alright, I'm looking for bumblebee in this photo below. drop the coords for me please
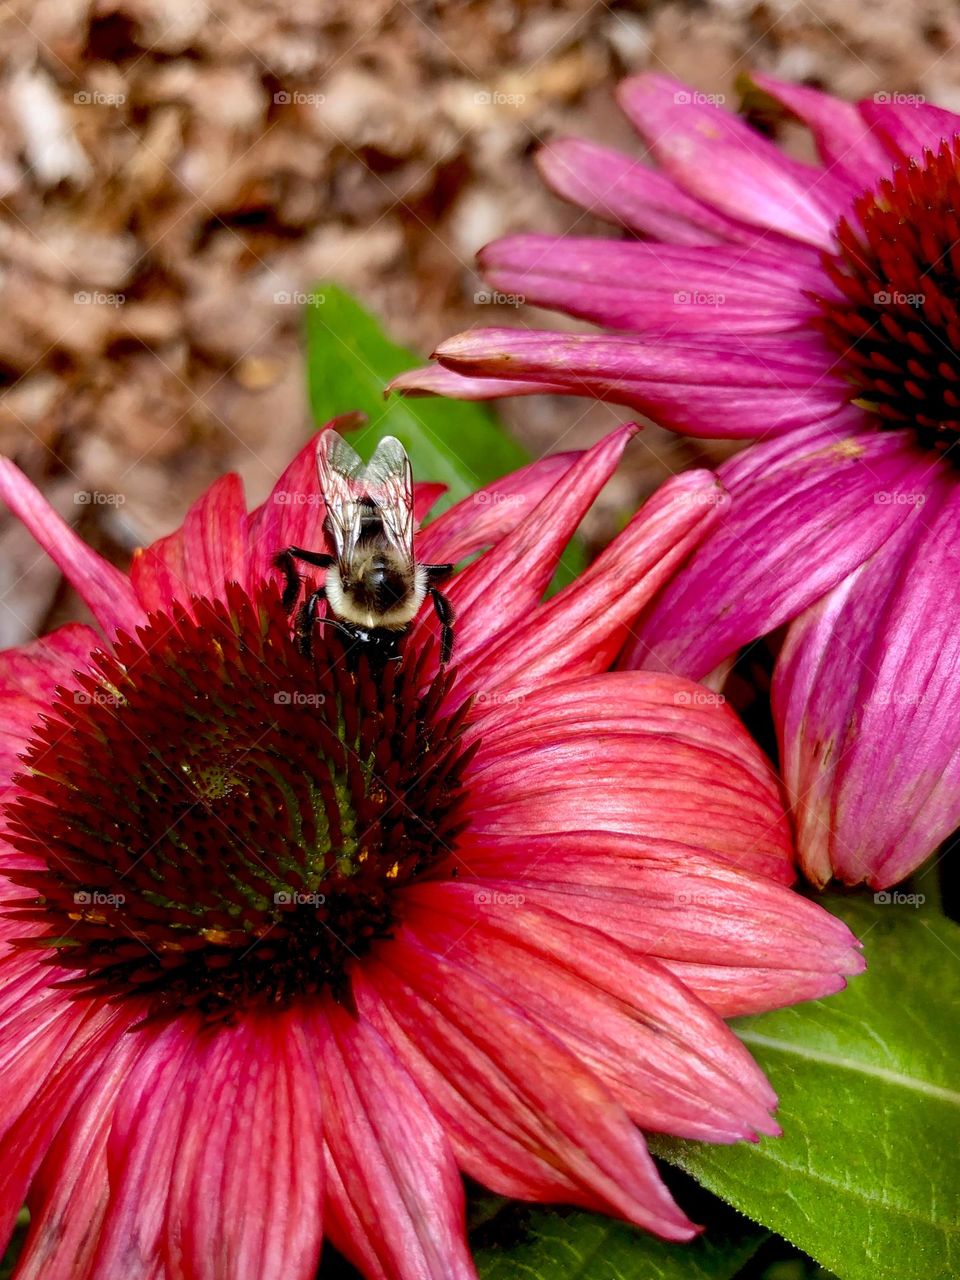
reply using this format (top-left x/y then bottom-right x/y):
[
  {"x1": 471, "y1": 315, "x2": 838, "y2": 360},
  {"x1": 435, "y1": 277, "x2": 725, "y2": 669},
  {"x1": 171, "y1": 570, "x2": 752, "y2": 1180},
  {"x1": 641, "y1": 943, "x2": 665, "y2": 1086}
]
[{"x1": 275, "y1": 430, "x2": 455, "y2": 664}]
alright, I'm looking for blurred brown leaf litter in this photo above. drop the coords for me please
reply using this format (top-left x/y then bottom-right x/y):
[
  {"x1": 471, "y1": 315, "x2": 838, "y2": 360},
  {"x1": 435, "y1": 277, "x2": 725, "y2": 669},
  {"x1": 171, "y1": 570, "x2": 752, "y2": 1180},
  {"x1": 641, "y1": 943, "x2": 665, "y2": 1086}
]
[{"x1": 0, "y1": 0, "x2": 956, "y2": 642}]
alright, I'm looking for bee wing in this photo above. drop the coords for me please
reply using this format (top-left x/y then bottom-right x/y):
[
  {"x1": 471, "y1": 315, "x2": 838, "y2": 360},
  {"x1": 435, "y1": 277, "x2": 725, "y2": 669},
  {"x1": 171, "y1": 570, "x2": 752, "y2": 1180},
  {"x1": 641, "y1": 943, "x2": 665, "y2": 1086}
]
[
  {"x1": 362, "y1": 435, "x2": 415, "y2": 557},
  {"x1": 316, "y1": 429, "x2": 366, "y2": 560}
]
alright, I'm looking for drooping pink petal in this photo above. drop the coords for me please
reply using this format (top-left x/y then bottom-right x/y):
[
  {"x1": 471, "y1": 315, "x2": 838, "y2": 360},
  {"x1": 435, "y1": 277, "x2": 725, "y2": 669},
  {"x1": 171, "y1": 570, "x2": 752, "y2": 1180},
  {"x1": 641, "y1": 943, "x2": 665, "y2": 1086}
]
[
  {"x1": 453, "y1": 470, "x2": 726, "y2": 696},
  {"x1": 461, "y1": 670, "x2": 794, "y2": 883},
  {"x1": 535, "y1": 136, "x2": 780, "y2": 245},
  {"x1": 388, "y1": 364, "x2": 572, "y2": 400},
  {"x1": 748, "y1": 72, "x2": 891, "y2": 184},
  {"x1": 402, "y1": 882, "x2": 778, "y2": 1143},
  {"x1": 0, "y1": 999, "x2": 145, "y2": 1251},
  {"x1": 453, "y1": 831, "x2": 864, "y2": 1016},
  {"x1": 93, "y1": 1010, "x2": 324, "y2": 1280},
  {"x1": 434, "y1": 329, "x2": 846, "y2": 436},
  {"x1": 14, "y1": 1020, "x2": 145, "y2": 1280},
  {"x1": 424, "y1": 425, "x2": 638, "y2": 662},
  {"x1": 0, "y1": 461, "x2": 143, "y2": 638},
  {"x1": 775, "y1": 471, "x2": 960, "y2": 888},
  {"x1": 616, "y1": 74, "x2": 848, "y2": 246},
  {"x1": 317, "y1": 1004, "x2": 475, "y2": 1280},
  {"x1": 416, "y1": 448, "x2": 581, "y2": 566},
  {"x1": 130, "y1": 473, "x2": 249, "y2": 613},
  {"x1": 351, "y1": 969, "x2": 587, "y2": 1207},
  {"x1": 626, "y1": 416, "x2": 936, "y2": 680},
  {"x1": 858, "y1": 96, "x2": 960, "y2": 162},
  {"x1": 478, "y1": 235, "x2": 820, "y2": 334},
  {"x1": 358, "y1": 940, "x2": 697, "y2": 1240}
]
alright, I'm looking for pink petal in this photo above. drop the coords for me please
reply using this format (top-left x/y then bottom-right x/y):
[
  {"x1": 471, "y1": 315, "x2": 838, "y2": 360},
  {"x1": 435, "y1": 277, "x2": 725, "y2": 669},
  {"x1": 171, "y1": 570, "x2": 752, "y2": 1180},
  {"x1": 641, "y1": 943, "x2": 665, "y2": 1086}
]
[
  {"x1": 130, "y1": 473, "x2": 248, "y2": 613},
  {"x1": 535, "y1": 136, "x2": 775, "y2": 245},
  {"x1": 455, "y1": 831, "x2": 864, "y2": 1016},
  {"x1": 434, "y1": 329, "x2": 846, "y2": 437},
  {"x1": 416, "y1": 449, "x2": 581, "y2": 566},
  {"x1": 626, "y1": 417, "x2": 934, "y2": 680},
  {"x1": 15, "y1": 1025, "x2": 142, "y2": 1280},
  {"x1": 426, "y1": 425, "x2": 638, "y2": 663},
  {"x1": 317, "y1": 1004, "x2": 475, "y2": 1280},
  {"x1": 775, "y1": 470, "x2": 960, "y2": 888},
  {"x1": 360, "y1": 939, "x2": 697, "y2": 1239},
  {"x1": 478, "y1": 235, "x2": 820, "y2": 334},
  {"x1": 0, "y1": 1000, "x2": 144, "y2": 1254},
  {"x1": 167, "y1": 1012, "x2": 324, "y2": 1280},
  {"x1": 616, "y1": 74, "x2": 847, "y2": 247},
  {"x1": 461, "y1": 669, "x2": 794, "y2": 884},
  {"x1": 0, "y1": 460, "x2": 143, "y2": 638},
  {"x1": 0, "y1": 627, "x2": 97, "y2": 794},
  {"x1": 389, "y1": 364, "x2": 572, "y2": 400},
  {"x1": 404, "y1": 881, "x2": 778, "y2": 1143},
  {"x1": 91, "y1": 1011, "x2": 324, "y2": 1280},
  {"x1": 454, "y1": 470, "x2": 727, "y2": 699},
  {"x1": 858, "y1": 97, "x2": 960, "y2": 161},
  {"x1": 749, "y1": 73, "x2": 891, "y2": 184}
]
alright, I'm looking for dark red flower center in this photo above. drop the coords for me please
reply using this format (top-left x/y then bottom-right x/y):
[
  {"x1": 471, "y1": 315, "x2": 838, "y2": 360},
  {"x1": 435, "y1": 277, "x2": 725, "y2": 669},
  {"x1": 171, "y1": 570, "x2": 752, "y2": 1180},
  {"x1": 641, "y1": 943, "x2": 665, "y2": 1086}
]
[
  {"x1": 816, "y1": 137, "x2": 960, "y2": 451},
  {"x1": 6, "y1": 583, "x2": 473, "y2": 1020}
]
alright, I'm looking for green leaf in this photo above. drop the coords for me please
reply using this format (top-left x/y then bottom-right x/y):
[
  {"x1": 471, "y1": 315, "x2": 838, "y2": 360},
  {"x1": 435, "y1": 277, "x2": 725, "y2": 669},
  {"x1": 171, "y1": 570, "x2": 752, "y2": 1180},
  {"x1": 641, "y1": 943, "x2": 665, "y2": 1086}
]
[
  {"x1": 304, "y1": 285, "x2": 528, "y2": 515},
  {"x1": 652, "y1": 895, "x2": 960, "y2": 1280},
  {"x1": 473, "y1": 1193, "x2": 767, "y2": 1280}
]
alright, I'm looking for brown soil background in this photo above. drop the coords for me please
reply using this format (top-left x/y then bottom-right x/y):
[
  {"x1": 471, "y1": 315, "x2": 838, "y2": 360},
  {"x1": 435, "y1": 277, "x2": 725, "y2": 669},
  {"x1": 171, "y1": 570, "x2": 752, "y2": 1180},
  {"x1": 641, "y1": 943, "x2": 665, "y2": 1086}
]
[{"x1": 1, "y1": 0, "x2": 957, "y2": 643}]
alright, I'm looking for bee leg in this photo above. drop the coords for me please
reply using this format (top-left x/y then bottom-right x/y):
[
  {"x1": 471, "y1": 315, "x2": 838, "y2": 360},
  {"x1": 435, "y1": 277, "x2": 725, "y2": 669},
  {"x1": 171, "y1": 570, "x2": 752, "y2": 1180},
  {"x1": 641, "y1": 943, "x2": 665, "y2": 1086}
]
[
  {"x1": 272, "y1": 550, "x2": 303, "y2": 614},
  {"x1": 429, "y1": 588, "x2": 455, "y2": 664},
  {"x1": 295, "y1": 587, "x2": 329, "y2": 657},
  {"x1": 424, "y1": 563, "x2": 454, "y2": 585},
  {"x1": 287, "y1": 547, "x2": 335, "y2": 570}
]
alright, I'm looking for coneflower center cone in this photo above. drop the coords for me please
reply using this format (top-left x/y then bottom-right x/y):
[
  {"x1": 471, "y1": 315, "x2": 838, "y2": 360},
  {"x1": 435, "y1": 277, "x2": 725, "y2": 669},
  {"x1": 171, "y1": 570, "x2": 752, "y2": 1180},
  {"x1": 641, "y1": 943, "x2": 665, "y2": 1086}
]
[
  {"x1": 816, "y1": 137, "x2": 960, "y2": 449},
  {"x1": 6, "y1": 582, "x2": 473, "y2": 1019}
]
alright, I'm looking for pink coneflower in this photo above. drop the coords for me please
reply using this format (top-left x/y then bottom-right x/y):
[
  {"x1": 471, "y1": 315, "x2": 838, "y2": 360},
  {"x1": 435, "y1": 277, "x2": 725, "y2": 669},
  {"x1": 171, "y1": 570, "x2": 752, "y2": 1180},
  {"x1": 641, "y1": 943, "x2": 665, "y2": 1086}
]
[
  {"x1": 0, "y1": 421, "x2": 861, "y2": 1278},
  {"x1": 395, "y1": 74, "x2": 960, "y2": 890}
]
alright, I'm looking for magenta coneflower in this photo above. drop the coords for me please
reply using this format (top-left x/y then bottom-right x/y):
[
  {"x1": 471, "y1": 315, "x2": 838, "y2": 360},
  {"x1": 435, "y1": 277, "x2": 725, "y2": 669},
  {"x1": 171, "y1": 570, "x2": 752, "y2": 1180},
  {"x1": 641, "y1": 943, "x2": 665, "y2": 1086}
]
[
  {"x1": 395, "y1": 74, "x2": 960, "y2": 890},
  {"x1": 0, "y1": 421, "x2": 861, "y2": 1278}
]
